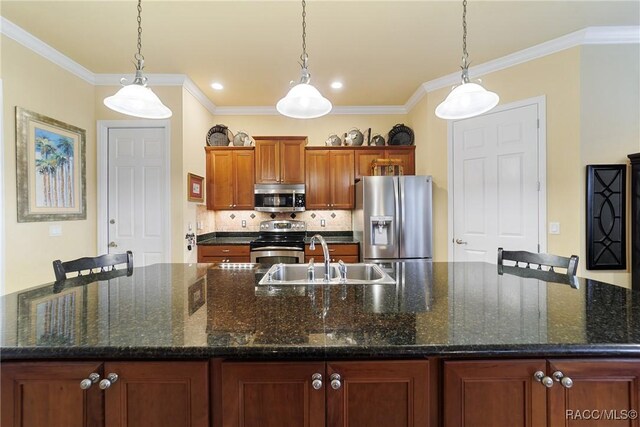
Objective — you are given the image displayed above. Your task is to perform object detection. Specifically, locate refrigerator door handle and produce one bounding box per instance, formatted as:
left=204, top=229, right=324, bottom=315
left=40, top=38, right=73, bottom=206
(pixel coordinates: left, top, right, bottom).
left=395, top=176, right=402, bottom=254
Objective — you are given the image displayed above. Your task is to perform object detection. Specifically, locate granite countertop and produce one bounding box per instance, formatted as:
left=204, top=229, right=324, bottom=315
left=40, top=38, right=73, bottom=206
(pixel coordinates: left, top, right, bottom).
left=1, top=262, right=638, bottom=360
left=197, top=232, right=358, bottom=246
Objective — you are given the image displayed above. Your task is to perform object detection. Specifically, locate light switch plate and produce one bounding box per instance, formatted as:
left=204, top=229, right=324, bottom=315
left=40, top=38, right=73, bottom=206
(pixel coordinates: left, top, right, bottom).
left=320, top=219, right=326, bottom=227
left=241, top=220, right=247, bottom=228
left=549, top=222, right=560, bottom=234
left=49, top=225, right=62, bottom=236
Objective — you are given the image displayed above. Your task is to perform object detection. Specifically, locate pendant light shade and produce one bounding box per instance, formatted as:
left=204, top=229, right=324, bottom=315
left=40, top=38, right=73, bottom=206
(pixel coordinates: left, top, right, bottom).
left=435, top=82, right=499, bottom=120
left=103, top=0, right=172, bottom=119
left=277, top=82, right=332, bottom=119
left=436, top=0, right=498, bottom=120
left=277, top=0, right=332, bottom=119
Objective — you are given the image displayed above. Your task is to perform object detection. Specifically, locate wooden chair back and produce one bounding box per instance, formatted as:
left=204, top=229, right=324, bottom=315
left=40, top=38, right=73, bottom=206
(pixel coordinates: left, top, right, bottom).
left=498, top=248, right=579, bottom=276
left=53, top=251, right=133, bottom=282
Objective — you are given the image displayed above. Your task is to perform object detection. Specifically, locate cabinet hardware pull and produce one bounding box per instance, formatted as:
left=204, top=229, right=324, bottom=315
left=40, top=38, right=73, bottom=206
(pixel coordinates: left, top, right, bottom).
left=311, top=373, right=323, bottom=390
left=330, top=373, right=342, bottom=390
left=533, top=371, right=553, bottom=388
left=552, top=371, right=573, bottom=388
left=222, top=249, right=230, bottom=253
left=80, top=373, right=100, bottom=390
left=99, top=373, right=119, bottom=390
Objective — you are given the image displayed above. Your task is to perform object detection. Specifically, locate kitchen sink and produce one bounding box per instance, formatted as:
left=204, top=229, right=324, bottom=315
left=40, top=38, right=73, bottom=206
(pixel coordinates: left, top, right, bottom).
left=258, top=263, right=396, bottom=285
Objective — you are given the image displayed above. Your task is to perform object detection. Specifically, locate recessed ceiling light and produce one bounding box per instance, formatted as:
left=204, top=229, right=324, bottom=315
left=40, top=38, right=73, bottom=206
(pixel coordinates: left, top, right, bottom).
left=211, top=82, right=224, bottom=90
left=331, top=81, right=343, bottom=90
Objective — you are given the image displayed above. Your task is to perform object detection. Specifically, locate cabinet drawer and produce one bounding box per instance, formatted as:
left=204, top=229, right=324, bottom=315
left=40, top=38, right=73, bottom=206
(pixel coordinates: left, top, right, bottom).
left=304, top=243, right=359, bottom=257
left=198, top=245, right=250, bottom=257
left=198, top=256, right=251, bottom=263
left=305, top=255, right=359, bottom=263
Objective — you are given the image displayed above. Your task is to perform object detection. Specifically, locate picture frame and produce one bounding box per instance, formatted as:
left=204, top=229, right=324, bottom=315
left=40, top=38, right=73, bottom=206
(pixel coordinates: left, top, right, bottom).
left=187, top=172, right=204, bottom=203
left=586, top=164, right=626, bottom=270
left=16, top=107, right=86, bottom=222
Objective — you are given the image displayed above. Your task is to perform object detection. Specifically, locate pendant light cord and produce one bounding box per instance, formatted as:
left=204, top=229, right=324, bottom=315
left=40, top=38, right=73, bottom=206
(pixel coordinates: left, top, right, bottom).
left=460, top=0, right=470, bottom=83
left=130, top=0, right=147, bottom=84
left=300, top=0, right=308, bottom=68
left=136, top=0, right=144, bottom=62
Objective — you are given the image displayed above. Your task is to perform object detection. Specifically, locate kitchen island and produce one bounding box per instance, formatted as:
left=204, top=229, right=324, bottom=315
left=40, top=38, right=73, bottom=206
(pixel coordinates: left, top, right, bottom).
left=2, top=261, right=639, bottom=427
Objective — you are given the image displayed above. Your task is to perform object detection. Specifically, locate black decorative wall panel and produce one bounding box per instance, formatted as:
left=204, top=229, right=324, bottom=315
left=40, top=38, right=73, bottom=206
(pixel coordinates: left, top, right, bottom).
left=586, top=165, right=626, bottom=270
left=629, top=153, right=640, bottom=291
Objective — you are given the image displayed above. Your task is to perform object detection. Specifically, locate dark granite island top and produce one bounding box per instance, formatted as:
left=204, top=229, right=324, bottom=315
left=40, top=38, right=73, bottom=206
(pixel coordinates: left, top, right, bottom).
left=1, top=262, right=639, bottom=360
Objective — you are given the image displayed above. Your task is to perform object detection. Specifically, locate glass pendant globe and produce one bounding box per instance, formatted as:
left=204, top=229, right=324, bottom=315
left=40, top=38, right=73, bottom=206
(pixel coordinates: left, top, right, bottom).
left=276, top=83, right=332, bottom=119
left=435, top=82, right=499, bottom=120
left=104, top=83, right=172, bottom=119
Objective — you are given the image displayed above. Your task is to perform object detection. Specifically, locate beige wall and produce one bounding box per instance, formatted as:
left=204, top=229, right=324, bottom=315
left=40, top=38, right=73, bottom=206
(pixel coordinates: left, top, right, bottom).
left=212, top=114, right=409, bottom=147
left=579, top=44, right=640, bottom=287
left=2, top=36, right=97, bottom=294
left=182, top=89, right=215, bottom=262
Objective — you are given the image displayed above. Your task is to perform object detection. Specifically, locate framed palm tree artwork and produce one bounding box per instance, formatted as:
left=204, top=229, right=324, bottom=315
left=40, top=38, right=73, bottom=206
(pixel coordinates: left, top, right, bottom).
left=16, top=107, right=86, bottom=222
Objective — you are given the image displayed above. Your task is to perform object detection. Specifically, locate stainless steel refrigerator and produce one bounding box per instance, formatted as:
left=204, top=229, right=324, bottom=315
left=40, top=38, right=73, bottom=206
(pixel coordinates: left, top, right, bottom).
left=353, top=176, right=433, bottom=260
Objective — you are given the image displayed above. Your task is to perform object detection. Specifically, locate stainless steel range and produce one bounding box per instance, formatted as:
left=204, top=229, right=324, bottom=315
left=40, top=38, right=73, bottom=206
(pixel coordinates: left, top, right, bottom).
left=249, top=220, right=307, bottom=265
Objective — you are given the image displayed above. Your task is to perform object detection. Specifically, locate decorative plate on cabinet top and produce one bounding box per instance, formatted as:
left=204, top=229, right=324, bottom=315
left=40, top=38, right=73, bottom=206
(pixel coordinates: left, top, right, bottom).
left=325, top=134, right=342, bottom=146
left=370, top=134, right=386, bottom=146
left=206, top=124, right=232, bottom=146
left=345, top=128, right=364, bottom=146
left=233, top=131, right=255, bottom=147
left=387, top=124, right=414, bottom=145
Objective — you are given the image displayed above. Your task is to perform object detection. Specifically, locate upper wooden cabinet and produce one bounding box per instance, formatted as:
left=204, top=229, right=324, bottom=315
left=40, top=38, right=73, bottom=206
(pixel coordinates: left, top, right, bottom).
left=205, top=147, right=255, bottom=210
left=354, top=146, right=416, bottom=179
left=306, top=149, right=355, bottom=210
left=255, top=136, right=307, bottom=184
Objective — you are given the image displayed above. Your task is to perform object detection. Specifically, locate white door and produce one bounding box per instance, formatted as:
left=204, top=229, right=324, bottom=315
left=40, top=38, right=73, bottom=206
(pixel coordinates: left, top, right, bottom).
left=107, top=127, right=168, bottom=266
left=452, top=103, right=541, bottom=263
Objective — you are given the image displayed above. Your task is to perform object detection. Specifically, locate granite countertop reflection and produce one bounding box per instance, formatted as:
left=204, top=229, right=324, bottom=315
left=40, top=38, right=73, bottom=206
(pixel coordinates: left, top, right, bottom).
left=1, top=262, right=639, bottom=360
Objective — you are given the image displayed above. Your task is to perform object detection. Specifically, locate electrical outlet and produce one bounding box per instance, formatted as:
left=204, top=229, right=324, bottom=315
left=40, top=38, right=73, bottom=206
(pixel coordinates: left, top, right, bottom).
left=549, top=222, right=560, bottom=234
left=241, top=220, right=247, bottom=228
left=320, top=219, right=326, bottom=227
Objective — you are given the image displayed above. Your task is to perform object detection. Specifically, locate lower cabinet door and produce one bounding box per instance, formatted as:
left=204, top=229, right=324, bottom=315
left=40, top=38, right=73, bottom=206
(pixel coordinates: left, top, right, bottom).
left=1, top=362, right=104, bottom=427
left=444, top=359, right=547, bottom=427
left=326, top=360, right=432, bottom=427
left=222, top=362, right=326, bottom=427
left=547, top=359, right=640, bottom=427
left=104, top=361, right=209, bottom=427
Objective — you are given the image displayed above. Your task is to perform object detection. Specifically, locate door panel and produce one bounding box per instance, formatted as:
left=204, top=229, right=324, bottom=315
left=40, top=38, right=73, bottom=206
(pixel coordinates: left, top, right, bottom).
left=453, top=103, right=539, bottom=262
left=444, top=359, right=547, bottom=427
left=280, top=139, right=306, bottom=184
left=104, top=361, right=209, bottom=427
left=330, top=150, right=355, bottom=209
left=327, top=360, right=431, bottom=427
left=222, top=362, right=325, bottom=427
left=547, top=359, right=640, bottom=427
left=207, top=150, right=234, bottom=209
left=399, top=176, right=432, bottom=258
left=386, top=149, right=415, bottom=175
left=234, top=150, right=255, bottom=209
left=306, top=150, right=332, bottom=209
left=355, top=150, right=386, bottom=180
left=108, top=128, right=168, bottom=266
left=255, top=139, right=280, bottom=183
left=1, top=362, right=104, bottom=427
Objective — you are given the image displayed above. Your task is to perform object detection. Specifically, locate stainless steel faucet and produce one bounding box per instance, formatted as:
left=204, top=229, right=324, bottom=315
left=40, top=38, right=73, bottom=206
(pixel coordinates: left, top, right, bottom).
left=307, top=257, right=315, bottom=281
left=309, top=234, right=330, bottom=282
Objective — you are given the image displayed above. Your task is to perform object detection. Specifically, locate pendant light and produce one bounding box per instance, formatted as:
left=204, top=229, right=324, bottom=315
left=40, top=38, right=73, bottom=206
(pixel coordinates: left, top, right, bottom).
left=435, top=0, right=499, bottom=120
left=104, top=0, right=172, bottom=119
left=276, top=0, right=332, bottom=119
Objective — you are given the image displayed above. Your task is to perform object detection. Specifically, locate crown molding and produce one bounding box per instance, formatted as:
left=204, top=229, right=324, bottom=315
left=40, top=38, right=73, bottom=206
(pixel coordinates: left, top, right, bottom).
left=3, top=16, right=638, bottom=116
left=417, top=26, right=640, bottom=103
left=0, top=16, right=95, bottom=84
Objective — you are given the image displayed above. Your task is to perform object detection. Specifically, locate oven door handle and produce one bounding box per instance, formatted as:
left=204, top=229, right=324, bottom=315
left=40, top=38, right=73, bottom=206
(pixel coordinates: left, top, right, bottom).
left=251, top=246, right=304, bottom=252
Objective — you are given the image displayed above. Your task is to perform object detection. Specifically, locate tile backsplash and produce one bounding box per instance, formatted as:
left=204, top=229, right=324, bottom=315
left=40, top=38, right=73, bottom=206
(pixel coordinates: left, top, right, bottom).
left=211, top=210, right=352, bottom=232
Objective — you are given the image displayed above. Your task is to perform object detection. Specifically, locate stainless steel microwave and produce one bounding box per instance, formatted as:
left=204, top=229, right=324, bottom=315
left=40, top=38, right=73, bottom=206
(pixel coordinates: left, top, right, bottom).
left=254, top=184, right=305, bottom=212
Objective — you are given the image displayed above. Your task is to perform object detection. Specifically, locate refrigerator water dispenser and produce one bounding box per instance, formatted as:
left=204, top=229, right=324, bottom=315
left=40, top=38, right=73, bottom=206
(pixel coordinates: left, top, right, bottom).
left=370, top=216, right=394, bottom=246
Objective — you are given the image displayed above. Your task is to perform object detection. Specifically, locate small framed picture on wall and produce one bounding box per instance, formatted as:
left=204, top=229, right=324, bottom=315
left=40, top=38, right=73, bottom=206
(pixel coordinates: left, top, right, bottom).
left=187, top=173, right=204, bottom=203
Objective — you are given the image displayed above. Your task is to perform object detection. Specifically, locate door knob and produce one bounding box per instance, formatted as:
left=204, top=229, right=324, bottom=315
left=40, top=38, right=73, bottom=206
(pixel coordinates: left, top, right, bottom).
left=311, top=373, right=323, bottom=390
left=108, top=241, right=118, bottom=248
left=109, top=219, right=116, bottom=224
left=330, top=373, right=342, bottom=390
left=455, top=239, right=468, bottom=245
left=79, top=373, right=100, bottom=389
left=99, top=373, right=119, bottom=390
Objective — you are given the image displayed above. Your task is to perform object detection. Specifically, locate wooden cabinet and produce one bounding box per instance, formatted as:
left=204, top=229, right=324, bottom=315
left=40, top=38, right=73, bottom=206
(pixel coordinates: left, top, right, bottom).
left=306, top=149, right=355, bottom=209
left=305, top=243, right=359, bottom=263
left=255, top=136, right=306, bottom=184
left=205, top=147, right=255, bottom=210
left=221, top=360, right=432, bottom=427
left=198, top=244, right=250, bottom=263
left=1, top=361, right=209, bottom=427
left=444, top=359, right=640, bottom=427
left=353, top=146, right=416, bottom=180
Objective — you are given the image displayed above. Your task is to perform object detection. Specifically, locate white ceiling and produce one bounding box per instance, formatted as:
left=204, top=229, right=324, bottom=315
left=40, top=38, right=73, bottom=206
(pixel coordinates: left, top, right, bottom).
left=1, top=1, right=639, bottom=107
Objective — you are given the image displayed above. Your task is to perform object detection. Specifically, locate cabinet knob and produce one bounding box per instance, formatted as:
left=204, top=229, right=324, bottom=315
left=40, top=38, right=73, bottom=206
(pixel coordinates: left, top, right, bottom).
left=533, top=371, right=553, bottom=388
left=229, top=204, right=233, bottom=208
left=79, top=372, right=100, bottom=389
left=552, top=371, right=573, bottom=388
left=311, top=373, right=323, bottom=390
left=98, top=373, right=119, bottom=390
left=330, top=373, right=342, bottom=390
